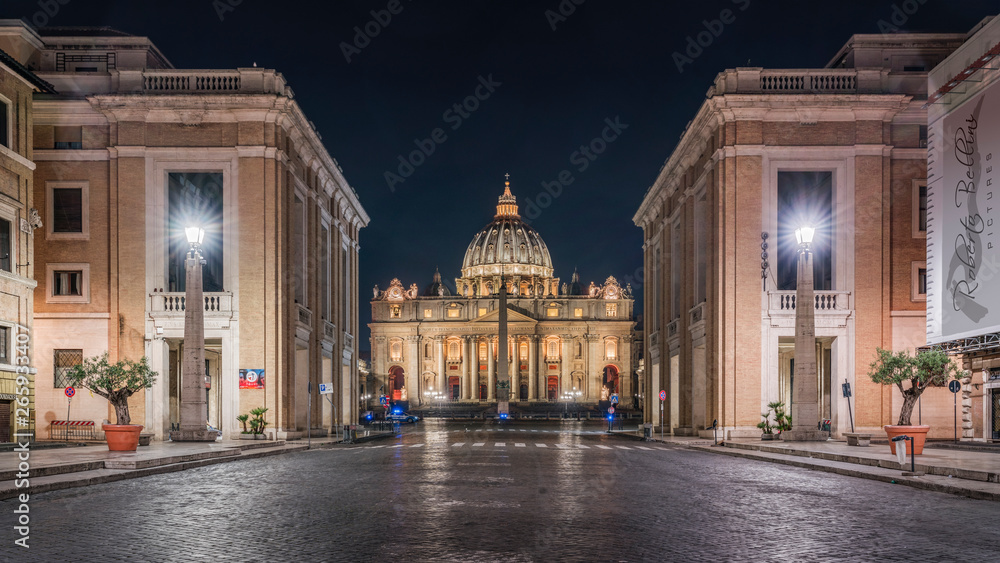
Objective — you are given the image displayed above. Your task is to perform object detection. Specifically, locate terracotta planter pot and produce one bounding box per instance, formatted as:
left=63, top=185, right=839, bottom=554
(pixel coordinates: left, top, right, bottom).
left=883, top=425, right=930, bottom=455
left=103, top=424, right=144, bottom=452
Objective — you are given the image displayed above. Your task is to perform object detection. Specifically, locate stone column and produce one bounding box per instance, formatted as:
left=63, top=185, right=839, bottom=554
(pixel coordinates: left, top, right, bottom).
left=528, top=335, right=538, bottom=401
left=407, top=336, right=419, bottom=405
left=436, top=336, right=446, bottom=398
left=784, top=246, right=827, bottom=441
left=171, top=249, right=214, bottom=442
left=561, top=336, right=571, bottom=397
left=511, top=337, right=520, bottom=401
left=461, top=336, right=471, bottom=401
left=487, top=338, right=496, bottom=401
left=538, top=337, right=548, bottom=400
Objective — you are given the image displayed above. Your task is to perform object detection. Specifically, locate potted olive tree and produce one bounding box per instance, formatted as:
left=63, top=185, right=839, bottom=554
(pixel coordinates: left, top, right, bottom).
left=67, top=352, right=158, bottom=451
left=866, top=347, right=959, bottom=455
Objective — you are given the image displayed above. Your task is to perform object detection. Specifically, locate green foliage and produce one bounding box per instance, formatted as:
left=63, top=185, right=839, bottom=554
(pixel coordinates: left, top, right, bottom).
left=66, top=352, right=158, bottom=425
left=867, top=347, right=960, bottom=425
left=236, top=414, right=249, bottom=434
left=249, top=407, right=269, bottom=435
left=757, top=401, right=792, bottom=434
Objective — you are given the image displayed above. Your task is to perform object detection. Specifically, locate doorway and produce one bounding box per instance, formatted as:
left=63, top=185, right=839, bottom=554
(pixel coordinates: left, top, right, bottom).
left=547, top=376, right=558, bottom=401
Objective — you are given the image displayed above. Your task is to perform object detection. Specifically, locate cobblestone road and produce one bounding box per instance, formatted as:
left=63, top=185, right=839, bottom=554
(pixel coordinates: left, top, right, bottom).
left=3, top=420, right=995, bottom=562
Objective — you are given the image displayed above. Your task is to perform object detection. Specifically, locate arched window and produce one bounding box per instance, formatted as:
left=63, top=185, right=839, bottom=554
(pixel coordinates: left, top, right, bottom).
left=605, top=339, right=617, bottom=360
left=519, top=341, right=528, bottom=360
left=547, top=339, right=559, bottom=358
left=390, top=340, right=402, bottom=362
left=479, top=341, right=487, bottom=359
left=425, top=343, right=431, bottom=358
left=448, top=341, right=459, bottom=360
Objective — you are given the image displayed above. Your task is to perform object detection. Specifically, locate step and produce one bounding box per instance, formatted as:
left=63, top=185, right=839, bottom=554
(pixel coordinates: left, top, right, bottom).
left=237, top=439, right=287, bottom=451
left=723, top=442, right=1000, bottom=483
left=103, top=448, right=241, bottom=469
left=0, top=460, right=105, bottom=481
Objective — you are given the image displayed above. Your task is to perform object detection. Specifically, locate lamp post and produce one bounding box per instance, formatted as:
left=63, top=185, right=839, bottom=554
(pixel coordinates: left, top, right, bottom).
left=783, top=225, right=828, bottom=441
left=170, top=226, right=215, bottom=442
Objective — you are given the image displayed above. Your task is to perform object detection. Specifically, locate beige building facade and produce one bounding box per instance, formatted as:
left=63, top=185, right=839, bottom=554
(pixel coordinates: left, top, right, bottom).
left=370, top=181, right=634, bottom=408
left=634, top=32, right=968, bottom=439
left=0, top=47, right=52, bottom=441
left=0, top=21, right=368, bottom=440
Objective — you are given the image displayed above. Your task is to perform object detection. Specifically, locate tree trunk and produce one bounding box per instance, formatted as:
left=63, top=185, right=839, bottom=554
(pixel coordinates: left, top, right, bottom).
left=113, top=395, right=131, bottom=425
left=897, top=392, right=918, bottom=426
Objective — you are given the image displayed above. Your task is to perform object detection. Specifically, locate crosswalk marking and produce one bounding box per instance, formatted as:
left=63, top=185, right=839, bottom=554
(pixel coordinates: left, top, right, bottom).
left=615, top=445, right=631, bottom=450
left=452, top=442, right=465, bottom=447
left=390, top=444, right=404, bottom=448
left=577, top=444, right=590, bottom=449
left=473, top=442, right=485, bottom=447
left=554, top=444, right=569, bottom=449
left=496, top=442, right=505, bottom=447
left=409, top=443, right=423, bottom=447
left=515, top=443, right=526, bottom=447
left=369, top=445, right=386, bottom=448
left=636, top=446, right=652, bottom=450
left=536, top=443, right=547, bottom=448
left=595, top=445, right=612, bottom=450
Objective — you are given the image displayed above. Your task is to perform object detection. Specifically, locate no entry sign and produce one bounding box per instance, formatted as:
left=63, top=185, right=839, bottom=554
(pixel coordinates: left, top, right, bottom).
left=65, top=386, right=75, bottom=398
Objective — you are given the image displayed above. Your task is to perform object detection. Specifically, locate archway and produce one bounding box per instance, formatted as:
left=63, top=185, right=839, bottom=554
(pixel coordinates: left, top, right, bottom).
left=547, top=376, right=559, bottom=401
left=603, top=365, right=620, bottom=397
left=389, top=366, right=405, bottom=401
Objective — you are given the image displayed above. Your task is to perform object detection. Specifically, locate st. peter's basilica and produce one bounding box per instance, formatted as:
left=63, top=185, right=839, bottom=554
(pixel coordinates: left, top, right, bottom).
left=369, top=179, right=636, bottom=408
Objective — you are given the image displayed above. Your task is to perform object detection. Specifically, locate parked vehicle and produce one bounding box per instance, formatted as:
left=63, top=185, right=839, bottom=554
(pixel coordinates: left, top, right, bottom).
left=386, top=412, right=420, bottom=423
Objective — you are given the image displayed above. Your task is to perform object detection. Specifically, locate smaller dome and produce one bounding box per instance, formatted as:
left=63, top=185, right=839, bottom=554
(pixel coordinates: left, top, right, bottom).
left=423, top=267, right=452, bottom=296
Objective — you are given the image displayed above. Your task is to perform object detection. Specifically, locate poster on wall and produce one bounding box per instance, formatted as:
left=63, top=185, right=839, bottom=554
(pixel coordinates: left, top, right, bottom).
left=239, top=369, right=265, bottom=389
left=928, top=79, right=1000, bottom=343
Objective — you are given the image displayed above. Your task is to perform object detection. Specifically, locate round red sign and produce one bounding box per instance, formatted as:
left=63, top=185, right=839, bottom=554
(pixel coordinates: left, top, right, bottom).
left=65, top=386, right=76, bottom=398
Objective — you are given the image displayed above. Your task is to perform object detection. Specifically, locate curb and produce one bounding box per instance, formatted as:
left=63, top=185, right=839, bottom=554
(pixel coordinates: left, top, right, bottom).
left=692, top=444, right=1000, bottom=502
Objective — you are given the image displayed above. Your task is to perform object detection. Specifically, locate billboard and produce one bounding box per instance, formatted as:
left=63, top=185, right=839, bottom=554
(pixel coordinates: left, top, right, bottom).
left=928, top=79, right=1000, bottom=344
left=239, top=369, right=265, bottom=389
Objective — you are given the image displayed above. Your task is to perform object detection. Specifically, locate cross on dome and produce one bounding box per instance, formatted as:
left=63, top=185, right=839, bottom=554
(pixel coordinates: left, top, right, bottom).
left=496, top=174, right=519, bottom=218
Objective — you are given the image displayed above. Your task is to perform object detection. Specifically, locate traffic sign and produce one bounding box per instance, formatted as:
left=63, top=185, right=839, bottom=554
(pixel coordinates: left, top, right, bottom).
left=608, top=406, right=615, bottom=415
left=318, top=383, right=334, bottom=395
left=659, top=390, right=666, bottom=401
left=379, top=395, right=388, bottom=405
left=65, top=386, right=75, bottom=398
left=610, top=393, right=619, bottom=404
left=948, top=380, right=961, bottom=393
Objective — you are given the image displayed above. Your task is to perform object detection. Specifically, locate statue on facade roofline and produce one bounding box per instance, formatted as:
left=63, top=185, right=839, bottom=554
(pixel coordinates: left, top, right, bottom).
left=407, top=284, right=419, bottom=299
left=373, top=284, right=380, bottom=299
left=588, top=282, right=599, bottom=297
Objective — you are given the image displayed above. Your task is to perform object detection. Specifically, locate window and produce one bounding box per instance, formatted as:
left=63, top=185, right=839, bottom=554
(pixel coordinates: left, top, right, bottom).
left=547, top=307, right=558, bottom=317
left=423, top=309, right=433, bottom=318
left=0, top=218, right=10, bottom=272
left=606, top=339, right=617, bottom=360
left=913, top=180, right=927, bottom=238
left=574, top=308, right=583, bottom=318
left=479, top=341, right=487, bottom=359
left=918, top=125, right=928, bottom=148
left=911, top=261, right=927, bottom=302
left=390, top=305, right=401, bottom=319
left=447, top=308, right=460, bottom=318
left=547, top=340, right=559, bottom=358
left=606, top=303, right=618, bottom=317
left=320, top=225, right=329, bottom=319
left=390, top=340, right=402, bottom=362
left=777, top=171, right=833, bottom=291
left=293, top=195, right=305, bottom=305
left=0, top=326, right=8, bottom=364
left=53, top=270, right=82, bottom=295
left=478, top=307, right=487, bottom=317
left=47, top=263, right=91, bottom=302
left=0, top=97, right=8, bottom=148
left=448, top=341, right=459, bottom=360
left=168, top=173, right=223, bottom=292
left=54, top=126, right=83, bottom=149
left=46, top=182, right=89, bottom=240
left=54, top=349, right=83, bottom=388
left=519, top=341, right=528, bottom=360
left=425, top=343, right=431, bottom=358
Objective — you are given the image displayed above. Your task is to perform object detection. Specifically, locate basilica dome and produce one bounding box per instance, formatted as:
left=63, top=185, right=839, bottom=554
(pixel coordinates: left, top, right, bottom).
left=460, top=180, right=554, bottom=281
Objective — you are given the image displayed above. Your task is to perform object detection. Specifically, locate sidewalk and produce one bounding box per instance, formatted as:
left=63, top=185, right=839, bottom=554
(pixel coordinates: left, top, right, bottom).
left=1, top=430, right=396, bottom=501
left=619, top=433, right=1000, bottom=501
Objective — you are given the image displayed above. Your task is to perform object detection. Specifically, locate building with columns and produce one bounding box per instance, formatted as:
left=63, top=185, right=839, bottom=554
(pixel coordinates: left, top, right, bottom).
left=370, top=180, right=635, bottom=408
left=634, top=31, right=969, bottom=440
left=0, top=21, right=368, bottom=440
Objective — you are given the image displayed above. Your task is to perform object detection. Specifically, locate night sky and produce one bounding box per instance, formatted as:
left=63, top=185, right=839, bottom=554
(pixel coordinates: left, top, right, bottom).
left=3, top=0, right=995, bottom=352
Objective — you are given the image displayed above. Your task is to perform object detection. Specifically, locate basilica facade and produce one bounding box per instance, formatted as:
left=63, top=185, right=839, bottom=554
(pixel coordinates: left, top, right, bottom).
left=370, top=180, right=635, bottom=408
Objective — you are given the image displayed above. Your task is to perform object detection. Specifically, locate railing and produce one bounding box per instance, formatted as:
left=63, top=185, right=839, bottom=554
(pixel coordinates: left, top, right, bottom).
left=689, top=302, right=706, bottom=325
left=150, top=292, right=233, bottom=314
left=324, top=321, right=336, bottom=341
left=113, top=68, right=290, bottom=96
left=143, top=72, right=241, bottom=92
left=544, top=356, right=561, bottom=364
left=666, top=319, right=679, bottom=338
left=712, top=68, right=891, bottom=96
left=768, top=291, right=850, bottom=312
left=297, top=304, right=312, bottom=327
left=344, top=332, right=355, bottom=351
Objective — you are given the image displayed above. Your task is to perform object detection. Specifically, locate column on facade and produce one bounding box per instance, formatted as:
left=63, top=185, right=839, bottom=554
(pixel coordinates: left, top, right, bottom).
left=528, top=335, right=537, bottom=401
left=511, top=337, right=519, bottom=401
left=407, top=336, right=420, bottom=405
left=588, top=334, right=600, bottom=402
left=621, top=336, right=632, bottom=400
left=461, top=336, right=471, bottom=401
left=487, top=337, right=496, bottom=401
left=436, top=336, right=446, bottom=399
left=537, top=336, right=547, bottom=400
left=560, top=336, right=571, bottom=396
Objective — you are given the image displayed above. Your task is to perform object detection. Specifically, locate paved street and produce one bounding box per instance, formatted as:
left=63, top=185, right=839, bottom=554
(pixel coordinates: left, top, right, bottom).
left=4, top=420, right=996, bottom=562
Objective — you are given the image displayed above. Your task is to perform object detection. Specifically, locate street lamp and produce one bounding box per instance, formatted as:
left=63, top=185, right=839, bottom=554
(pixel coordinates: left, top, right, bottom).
left=170, top=225, right=214, bottom=442
left=785, top=224, right=826, bottom=441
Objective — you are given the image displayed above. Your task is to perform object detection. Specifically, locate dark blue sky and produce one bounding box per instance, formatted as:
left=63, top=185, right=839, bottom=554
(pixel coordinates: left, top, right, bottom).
left=4, top=0, right=995, bottom=351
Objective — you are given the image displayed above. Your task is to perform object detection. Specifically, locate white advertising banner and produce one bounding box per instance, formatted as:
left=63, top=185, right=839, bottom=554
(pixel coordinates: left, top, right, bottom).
left=928, top=81, right=1000, bottom=344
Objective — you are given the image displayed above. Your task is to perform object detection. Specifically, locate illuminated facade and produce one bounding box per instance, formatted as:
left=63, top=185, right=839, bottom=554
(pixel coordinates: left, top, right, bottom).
left=0, top=20, right=368, bottom=440
left=635, top=32, right=968, bottom=439
left=369, top=180, right=635, bottom=407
